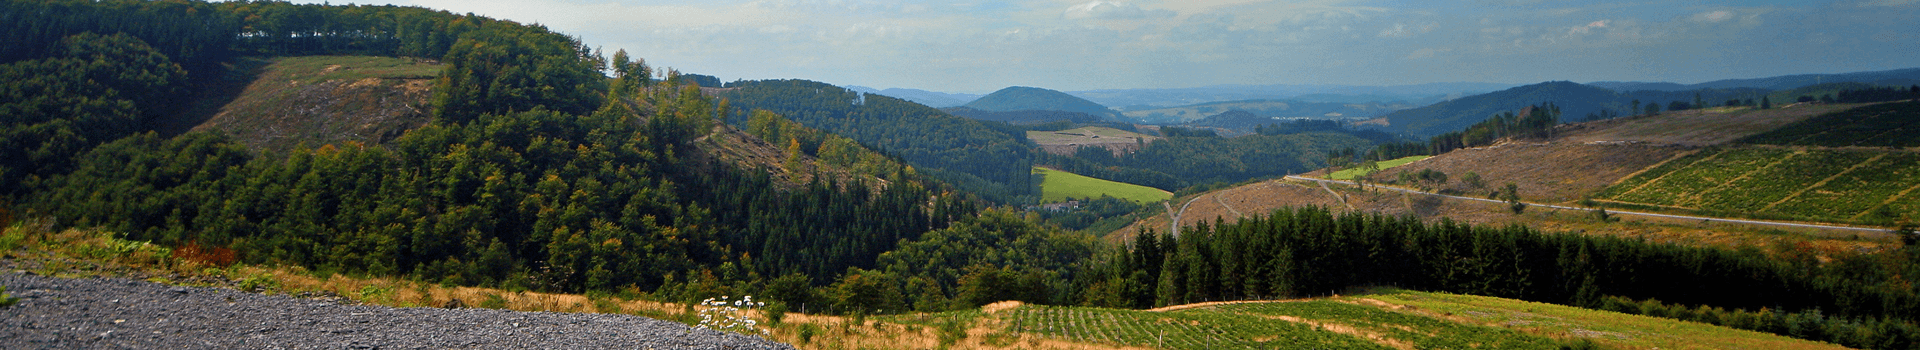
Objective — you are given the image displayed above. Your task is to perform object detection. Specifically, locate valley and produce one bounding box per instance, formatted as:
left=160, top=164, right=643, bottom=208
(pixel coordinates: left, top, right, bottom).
left=5, top=1, right=1920, bottom=349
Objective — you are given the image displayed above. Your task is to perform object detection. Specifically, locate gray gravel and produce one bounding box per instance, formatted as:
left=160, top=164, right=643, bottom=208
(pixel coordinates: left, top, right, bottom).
left=0, top=272, right=796, bottom=349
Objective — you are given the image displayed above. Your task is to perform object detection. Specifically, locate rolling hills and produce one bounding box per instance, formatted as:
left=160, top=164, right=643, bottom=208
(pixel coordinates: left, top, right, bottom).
left=1589, top=67, right=1920, bottom=92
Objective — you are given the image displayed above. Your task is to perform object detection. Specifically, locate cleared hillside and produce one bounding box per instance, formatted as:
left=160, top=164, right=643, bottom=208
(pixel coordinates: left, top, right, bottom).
left=1117, top=103, right=1914, bottom=250
left=190, top=56, right=440, bottom=152
left=1027, top=126, right=1159, bottom=156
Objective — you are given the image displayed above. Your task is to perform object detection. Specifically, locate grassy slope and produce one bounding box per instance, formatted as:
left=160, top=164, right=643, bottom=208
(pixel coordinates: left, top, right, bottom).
left=190, top=56, right=442, bottom=152
left=1327, top=155, right=1429, bottom=180
left=1035, top=167, right=1172, bottom=204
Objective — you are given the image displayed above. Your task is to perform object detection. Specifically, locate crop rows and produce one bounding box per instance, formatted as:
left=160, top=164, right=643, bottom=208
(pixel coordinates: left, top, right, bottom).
left=1221, top=301, right=1562, bottom=349
left=1609, top=148, right=1793, bottom=207
left=1602, top=147, right=1920, bottom=225
left=1697, top=150, right=1877, bottom=211
left=1771, top=152, right=1920, bottom=223
left=1004, top=305, right=1383, bottom=349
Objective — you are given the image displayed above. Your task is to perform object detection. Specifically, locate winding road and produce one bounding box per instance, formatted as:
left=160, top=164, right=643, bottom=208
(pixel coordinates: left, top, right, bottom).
left=1282, top=175, right=1895, bottom=234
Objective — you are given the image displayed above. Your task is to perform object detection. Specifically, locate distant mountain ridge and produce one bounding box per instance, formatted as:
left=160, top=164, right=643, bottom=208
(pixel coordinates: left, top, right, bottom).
left=1589, top=67, right=1920, bottom=92
left=1379, top=81, right=1770, bottom=136
left=1069, top=82, right=1516, bottom=109
left=941, top=107, right=1106, bottom=125
left=1122, top=99, right=1417, bottom=124
left=964, top=86, right=1121, bottom=120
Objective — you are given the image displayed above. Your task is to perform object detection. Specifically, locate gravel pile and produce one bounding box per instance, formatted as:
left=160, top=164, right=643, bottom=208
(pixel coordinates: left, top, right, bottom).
left=0, top=272, right=796, bottom=349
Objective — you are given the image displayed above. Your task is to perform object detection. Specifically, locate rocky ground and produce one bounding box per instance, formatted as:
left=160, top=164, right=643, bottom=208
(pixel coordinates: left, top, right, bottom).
left=0, top=271, right=794, bottom=349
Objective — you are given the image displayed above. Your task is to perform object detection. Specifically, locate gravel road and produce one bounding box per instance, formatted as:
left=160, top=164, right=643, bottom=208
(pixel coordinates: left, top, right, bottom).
left=0, top=272, right=796, bottom=349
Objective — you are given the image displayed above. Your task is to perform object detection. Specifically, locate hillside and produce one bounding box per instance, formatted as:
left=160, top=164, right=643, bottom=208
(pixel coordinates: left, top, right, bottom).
left=189, top=56, right=440, bottom=153
left=875, top=87, right=980, bottom=107
left=1027, top=126, right=1159, bottom=157
left=1033, top=167, right=1171, bottom=204
left=1378, top=81, right=1769, bottom=136
left=1123, top=103, right=1912, bottom=249
left=1068, top=82, right=1514, bottom=109
left=720, top=79, right=1039, bottom=203
left=965, top=86, right=1121, bottom=120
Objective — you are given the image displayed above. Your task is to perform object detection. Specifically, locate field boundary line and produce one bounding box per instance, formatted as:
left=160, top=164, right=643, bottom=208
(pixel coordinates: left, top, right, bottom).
left=1760, top=153, right=1886, bottom=213
left=1686, top=149, right=1803, bottom=208
left=1610, top=148, right=1714, bottom=202
left=1213, top=192, right=1245, bottom=220
left=1148, top=298, right=1316, bottom=312
left=1852, top=172, right=1920, bottom=222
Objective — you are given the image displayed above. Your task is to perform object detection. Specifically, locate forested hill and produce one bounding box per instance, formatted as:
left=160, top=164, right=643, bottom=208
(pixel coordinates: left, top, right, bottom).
left=719, top=80, right=1041, bottom=203
left=964, top=86, right=1121, bottom=120
left=2, top=0, right=999, bottom=306
left=1380, top=81, right=1767, bottom=137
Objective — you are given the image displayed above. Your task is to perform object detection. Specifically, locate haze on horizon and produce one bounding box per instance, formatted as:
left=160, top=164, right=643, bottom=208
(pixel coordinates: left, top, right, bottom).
left=266, top=0, right=1916, bottom=93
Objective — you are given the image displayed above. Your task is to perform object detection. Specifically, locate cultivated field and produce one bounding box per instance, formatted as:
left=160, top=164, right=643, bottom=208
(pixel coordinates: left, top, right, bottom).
left=1035, top=167, right=1173, bottom=204
left=876, top=288, right=1841, bottom=350
left=1597, top=147, right=1920, bottom=226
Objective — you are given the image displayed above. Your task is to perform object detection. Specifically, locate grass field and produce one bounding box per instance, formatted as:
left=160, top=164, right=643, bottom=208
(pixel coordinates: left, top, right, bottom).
left=1363, top=288, right=1845, bottom=350
left=1328, top=155, right=1429, bottom=180
left=870, top=288, right=1842, bottom=350
left=1035, top=167, right=1172, bottom=204
left=1598, top=146, right=1920, bottom=226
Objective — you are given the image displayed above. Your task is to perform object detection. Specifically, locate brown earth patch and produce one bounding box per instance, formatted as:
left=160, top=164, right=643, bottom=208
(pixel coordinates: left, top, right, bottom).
left=1359, top=142, right=1682, bottom=203
left=191, top=57, right=440, bottom=153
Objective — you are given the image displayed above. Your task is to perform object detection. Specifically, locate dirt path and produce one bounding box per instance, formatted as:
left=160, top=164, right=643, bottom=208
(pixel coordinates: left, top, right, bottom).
left=1169, top=195, right=1204, bottom=237
left=1317, top=180, right=1353, bottom=210
left=1212, top=192, right=1245, bottom=220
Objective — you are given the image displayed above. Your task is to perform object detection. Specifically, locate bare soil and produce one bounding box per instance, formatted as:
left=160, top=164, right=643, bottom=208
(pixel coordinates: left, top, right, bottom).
left=1359, top=142, right=1684, bottom=203
left=1028, top=127, right=1160, bottom=157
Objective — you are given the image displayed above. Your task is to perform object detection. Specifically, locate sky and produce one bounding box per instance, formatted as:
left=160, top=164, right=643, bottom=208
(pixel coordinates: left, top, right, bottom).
left=283, top=0, right=1918, bottom=93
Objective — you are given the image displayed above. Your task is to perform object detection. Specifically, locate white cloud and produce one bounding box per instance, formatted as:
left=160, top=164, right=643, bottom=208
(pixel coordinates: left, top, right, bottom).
left=1064, top=1, right=1174, bottom=20
left=1692, top=10, right=1734, bottom=23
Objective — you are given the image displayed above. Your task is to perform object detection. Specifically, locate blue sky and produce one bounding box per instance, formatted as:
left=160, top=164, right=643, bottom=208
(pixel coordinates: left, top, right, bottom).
left=289, top=0, right=1917, bottom=93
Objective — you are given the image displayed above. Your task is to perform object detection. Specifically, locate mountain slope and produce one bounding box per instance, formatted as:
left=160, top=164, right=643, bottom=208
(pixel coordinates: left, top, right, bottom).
left=964, top=86, right=1120, bottom=120
left=1123, top=99, right=1416, bottom=124
left=190, top=56, right=440, bottom=153
left=721, top=79, right=1039, bottom=202
left=1379, top=81, right=1768, bottom=136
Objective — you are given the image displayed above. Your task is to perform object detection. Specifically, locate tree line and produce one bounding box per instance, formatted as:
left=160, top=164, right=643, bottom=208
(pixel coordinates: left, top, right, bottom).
left=1070, top=207, right=1920, bottom=348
